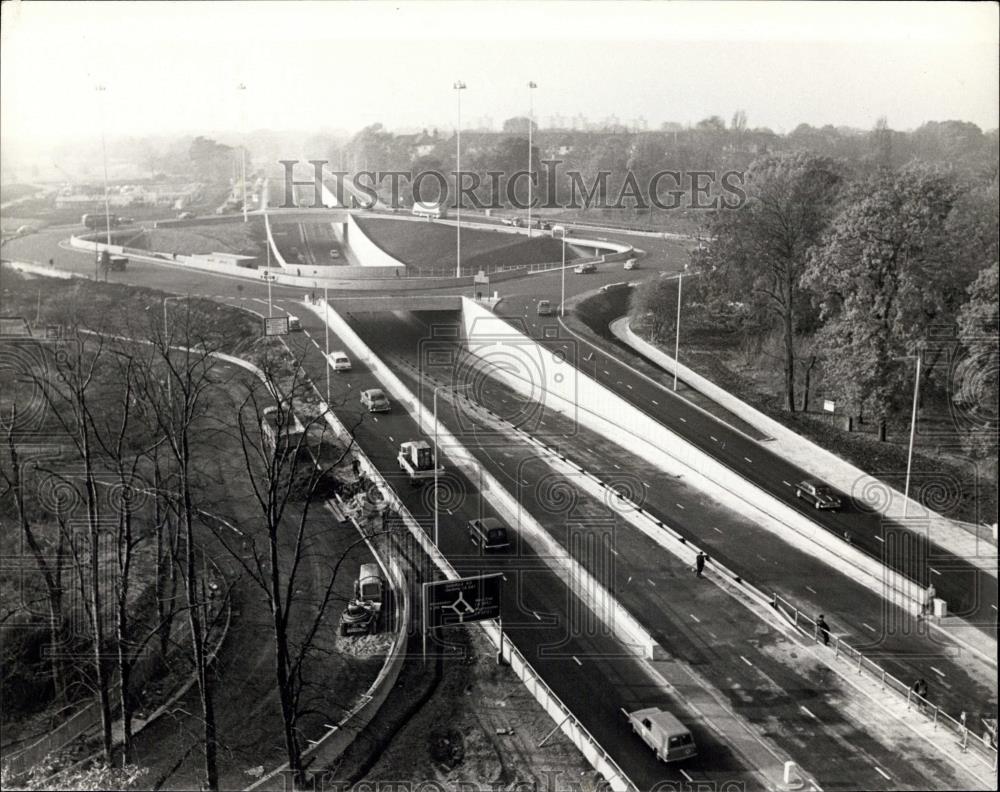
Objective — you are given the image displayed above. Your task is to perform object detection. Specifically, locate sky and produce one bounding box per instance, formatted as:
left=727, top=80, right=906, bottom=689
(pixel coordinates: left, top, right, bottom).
left=1, top=0, right=998, bottom=151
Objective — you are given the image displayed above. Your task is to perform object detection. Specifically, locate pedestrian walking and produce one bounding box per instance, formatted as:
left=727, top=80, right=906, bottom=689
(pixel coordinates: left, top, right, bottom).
left=351, top=458, right=361, bottom=478
left=695, top=551, right=707, bottom=577
left=921, top=583, right=937, bottom=617
left=816, top=614, right=831, bottom=646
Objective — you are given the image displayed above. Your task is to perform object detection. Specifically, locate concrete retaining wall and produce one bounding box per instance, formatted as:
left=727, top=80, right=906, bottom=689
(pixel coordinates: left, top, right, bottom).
left=460, top=298, right=927, bottom=616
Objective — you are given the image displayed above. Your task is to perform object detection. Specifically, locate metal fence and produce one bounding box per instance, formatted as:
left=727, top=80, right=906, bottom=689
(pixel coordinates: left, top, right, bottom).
left=772, top=593, right=998, bottom=771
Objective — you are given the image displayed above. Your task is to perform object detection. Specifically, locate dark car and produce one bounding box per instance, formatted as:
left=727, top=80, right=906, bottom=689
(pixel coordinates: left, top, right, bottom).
left=468, top=517, right=510, bottom=551
left=795, top=479, right=842, bottom=511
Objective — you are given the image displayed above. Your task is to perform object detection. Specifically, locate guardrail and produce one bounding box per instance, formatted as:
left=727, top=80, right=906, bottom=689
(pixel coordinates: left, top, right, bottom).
left=772, top=594, right=998, bottom=771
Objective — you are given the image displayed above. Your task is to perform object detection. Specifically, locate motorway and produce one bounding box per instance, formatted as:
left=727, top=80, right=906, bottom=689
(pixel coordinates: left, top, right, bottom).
left=484, top=273, right=999, bottom=637
left=3, top=222, right=997, bottom=788
left=326, top=307, right=983, bottom=790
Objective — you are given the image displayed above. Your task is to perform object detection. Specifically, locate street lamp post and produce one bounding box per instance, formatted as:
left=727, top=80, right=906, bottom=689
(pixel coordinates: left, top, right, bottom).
left=557, top=226, right=567, bottom=317
left=238, top=83, right=248, bottom=223
left=453, top=81, right=467, bottom=278
left=673, top=272, right=683, bottom=390
left=162, top=295, right=187, bottom=404
left=527, top=81, right=537, bottom=238
left=903, top=351, right=922, bottom=519
left=432, top=383, right=473, bottom=546
left=96, top=85, right=112, bottom=247
left=324, top=285, right=331, bottom=404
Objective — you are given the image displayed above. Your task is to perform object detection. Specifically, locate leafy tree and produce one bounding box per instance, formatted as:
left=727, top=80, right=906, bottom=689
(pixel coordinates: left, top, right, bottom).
left=693, top=151, right=842, bottom=410
left=955, top=262, right=999, bottom=462
left=803, top=164, right=960, bottom=440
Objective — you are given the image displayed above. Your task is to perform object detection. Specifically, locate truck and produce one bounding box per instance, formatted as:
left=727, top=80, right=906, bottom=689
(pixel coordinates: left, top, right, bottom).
left=354, top=563, right=384, bottom=611
left=397, top=440, right=440, bottom=484
left=99, top=251, right=128, bottom=271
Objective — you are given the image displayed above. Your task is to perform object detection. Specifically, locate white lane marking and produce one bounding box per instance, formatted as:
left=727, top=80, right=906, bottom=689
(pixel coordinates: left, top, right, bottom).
left=756, top=554, right=766, bottom=561
left=740, top=655, right=753, bottom=667
left=710, top=435, right=718, bottom=442
left=372, top=416, right=378, bottom=423
left=713, top=527, right=723, bottom=534
left=303, top=330, right=313, bottom=340
left=679, top=770, right=693, bottom=783
left=647, top=578, right=657, bottom=587
left=626, top=384, right=633, bottom=390
left=679, top=416, right=686, bottom=422
left=609, top=548, right=619, bottom=557
left=573, top=656, right=582, bottom=666
left=930, top=567, right=941, bottom=576
left=805, top=586, right=817, bottom=594
left=690, top=614, right=701, bottom=623
left=642, top=482, right=650, bottom=488
left=874, top=767, right=891, bottom=781
left=930, top=666, right=946, bottom=678
left=587, top=447, right=595, bottom=454
left=862, top=623, right=876, bottom=633
left=613, top=463, right=621, bottom=469
left=991, top=604, right=998, bottom=612
left=782, top=480, right=792, bottom=486
left=388, top=436, right=394, bottom=443
left=603, top=369, right=611, bottom=375
left=533, top=611, right=541, bottom=621
left=676, top=503, right=686, bottom=510
left=744, top=456, right=753, bottom=463
left=875, top=535, right=885, bottom=543
left=800, top=705, right=816, bottom=719
left=652, top=399, right=659, bottom=405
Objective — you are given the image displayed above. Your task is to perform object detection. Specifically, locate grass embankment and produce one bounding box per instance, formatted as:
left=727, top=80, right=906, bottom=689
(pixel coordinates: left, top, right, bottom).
left=356, top=216, right=579, bottom=275
left=571, top=286, right=997, bottom=525
left=131, top=219, right=266, bottom=259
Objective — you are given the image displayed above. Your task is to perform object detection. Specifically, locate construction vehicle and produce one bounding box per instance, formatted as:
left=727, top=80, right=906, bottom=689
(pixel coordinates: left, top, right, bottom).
left=397, top=440, right=440, bottom=484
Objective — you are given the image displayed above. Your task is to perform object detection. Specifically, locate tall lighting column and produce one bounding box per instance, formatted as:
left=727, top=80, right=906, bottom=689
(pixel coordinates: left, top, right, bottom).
left=238, top=83, right=248, bottom=222
left=453, top=80, right=467, bottom=277
left=527, top=81, right=537, bottom=237
left=96, top=85, right=112, bottom=247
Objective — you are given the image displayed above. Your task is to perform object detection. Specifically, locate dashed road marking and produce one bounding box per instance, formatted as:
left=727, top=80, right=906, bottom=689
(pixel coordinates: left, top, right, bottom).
left=603, top=369, right=611, bottom=375
left=713, top=527, right=723, bottom=534
left=875, top=535, right=885, bottom=543
left=609, top=548, right=619, bottom=557
left=874, top=767, right=891, bottom=781
left=710, top=435, right=718, bottom=442
left=533, top=611, right=541, bottom=621
left=782, top=480, right=792, bottom=487
left=805, top=585, right=817, bottom=593
left=690, top=614, right=701, bottom=623
left=800, top=705, right=816, bottom=719
left=930, top=666, right=946, bottom=678
left=573, top=656, right=582, bottom=666
left=647, top=578, right=657, bottom=587
left=642, top=482, right=649, bottom=488
left=756, top=554, right=766, bottom=561
left=740, top=655, right=753, bottom=667
left=744, top=456, right=753, bottom=463
left=626, top=384, right=633, bottom=390
left=676, top=503, right=686, bottom=510
left=652, top=399, right=659, bottom=405
left=613, top=463, right=621, bottom=469
left=388, top=436, right=394, bottom=443
left=372, top=416, right=378, bottom=423
left=679, top=770, right=693, bottom=783
left=930, top=567, right=941, bottom=576
left=862, top=623, right=876, bottom=633
left=991, top=604, right=998, bottom=612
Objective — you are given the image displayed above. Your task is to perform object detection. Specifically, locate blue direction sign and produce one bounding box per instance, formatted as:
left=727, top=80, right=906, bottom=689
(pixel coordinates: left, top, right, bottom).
left=422, top=573, right=502, bottom=628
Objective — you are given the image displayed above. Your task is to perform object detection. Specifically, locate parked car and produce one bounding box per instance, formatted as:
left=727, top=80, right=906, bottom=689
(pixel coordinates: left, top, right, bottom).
left=795, top=479, right=842, bottom=511
left=339, top=600, right=378, bottom=636
left=328, top=351, right=352, bottom=371
left=536, top=300, right=553, bottom=316
left=599, top=282, right=630, bottom=294
left=624, top=258, right=639, bottom=270
left=360, top=388, right=391, bottom=413
left=468, top=517, right=510, bottom=551
left=574, top=262, right=596, bottom=274
left=287, top=315, right=302, bottom=332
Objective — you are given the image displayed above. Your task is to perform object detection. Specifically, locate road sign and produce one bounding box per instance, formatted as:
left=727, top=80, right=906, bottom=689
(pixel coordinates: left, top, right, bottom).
left=423, top=573, right=502, bottom=628
left=264, top=316, right=289, bottom=336
left=823, top=399, right=836, bottom=413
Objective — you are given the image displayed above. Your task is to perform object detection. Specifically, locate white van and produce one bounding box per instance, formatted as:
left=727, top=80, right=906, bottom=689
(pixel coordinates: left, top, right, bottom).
left=355, top=562, right=384, bottom=610
left=625, top=707, right=697, bottom=762
left=287, top=315, right=302, bottom=332
left=328, top=351, right=352, bottom=371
